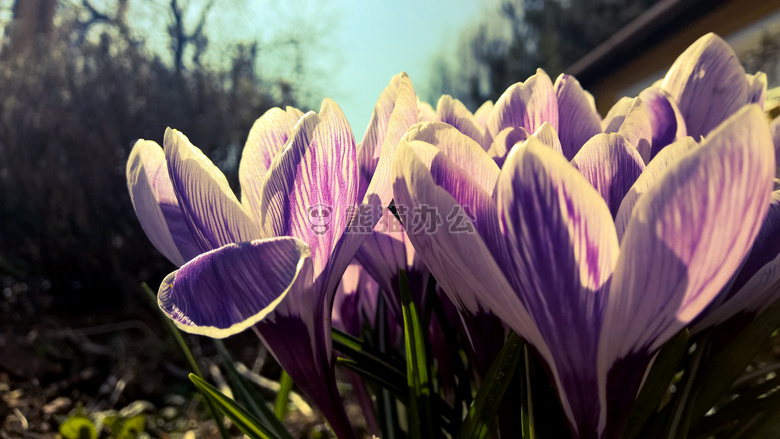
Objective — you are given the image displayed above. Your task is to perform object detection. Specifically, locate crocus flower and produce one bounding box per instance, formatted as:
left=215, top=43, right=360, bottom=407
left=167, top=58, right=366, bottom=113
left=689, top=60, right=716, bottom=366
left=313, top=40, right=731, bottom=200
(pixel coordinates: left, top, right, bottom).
left=392, top=103, right=774, bottom=439
left=127, top=72, right=417, bottom=439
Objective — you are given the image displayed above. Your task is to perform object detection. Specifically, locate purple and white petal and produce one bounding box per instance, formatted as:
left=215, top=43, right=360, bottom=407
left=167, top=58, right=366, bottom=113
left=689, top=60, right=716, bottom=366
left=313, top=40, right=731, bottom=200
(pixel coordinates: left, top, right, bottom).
left=436, top=95, right=490, bottom=150
left=527, top=122, right=563, bottom=155
left=598, top=105, right=775, bottom=436
left=497, top=137, right=619, bottom=436
left=614, top=137, right=698, bottom=240
left=474, top=100, right=494, bottom=131
left=487, top=127, right=529, bottom=168
left=616, top=98, right=653, bottom=163
left=694, top=191, right=780, bottom=329
left=661, top=33, right=749, bottom=139
left=402, top=122, right=500, bottom=193
left=571, top=133, right=645, bottom=218
left=418, top=100, right=437, bottom=122
left=555, top=74, right=602, bottom=160
left=391, top=141, right=546, bottom=351
left=157, top=236, right=312, bottom=337
left=239, top=107, right=304, bottom=221
left=324, top=73, right=419, bottom=298
left=164, top=128, right=262, bottom=251
left=638, top=87, right=687, bottom=160
left=258, top=99, right=358, bottom=276
left=358, top=74, right=416, bottom=201
left=602, top=97, right=633, bottom=134
left=488, top=69, right=558, bottom=138
left=127, top=139, right=201, bottom=266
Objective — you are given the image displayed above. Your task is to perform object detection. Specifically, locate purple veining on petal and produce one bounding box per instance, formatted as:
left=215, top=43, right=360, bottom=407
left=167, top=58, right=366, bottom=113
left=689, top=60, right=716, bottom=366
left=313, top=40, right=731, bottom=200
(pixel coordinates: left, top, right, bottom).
left=488, top=69, right=558, bottom=139
left=555, top=74, right=602, bottom=160
left=638, top=87, right=687, bottom=160
left=487, top=127, right=529, bottom=168
left=164, top=128, right=261, bottom=251
left=157, top=237, right=311, bottom=336
left=661, top=33, right=749, bottom=139
left=436, top=95, right=491, bottom=150
left=571, top=133, right=645, bottom=218
left=259, top=99, right=358, bottom=277
left=239, top=106, right=304, bottom=221
left=127, top=139, right=201, bottom=266
left=497, top=138, right=619, bottom=436
left=599, top=105, right=774, bottom=436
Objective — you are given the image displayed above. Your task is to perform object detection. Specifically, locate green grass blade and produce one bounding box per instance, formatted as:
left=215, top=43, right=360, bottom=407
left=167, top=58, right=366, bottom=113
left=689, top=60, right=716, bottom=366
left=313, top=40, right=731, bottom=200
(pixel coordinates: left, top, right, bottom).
left=457, top=331, right=524, bottom=439
left=213, top=340, right=292, bottom=439
left=332, top=327, right=407, bottom=374
left=399, top=269, right=434, bottom=439
left=190, top=373, right=282, bottom=439
left=274, top=371, right=293, bottom=420
left=141, top=283, right=230, bottom=439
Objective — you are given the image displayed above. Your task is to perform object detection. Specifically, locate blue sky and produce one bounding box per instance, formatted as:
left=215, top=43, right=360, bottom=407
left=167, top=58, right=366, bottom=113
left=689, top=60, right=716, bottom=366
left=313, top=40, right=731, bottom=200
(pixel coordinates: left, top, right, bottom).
left=326, top=0, right=489, bottom=140
left=152, top=0, right=492, bottom=140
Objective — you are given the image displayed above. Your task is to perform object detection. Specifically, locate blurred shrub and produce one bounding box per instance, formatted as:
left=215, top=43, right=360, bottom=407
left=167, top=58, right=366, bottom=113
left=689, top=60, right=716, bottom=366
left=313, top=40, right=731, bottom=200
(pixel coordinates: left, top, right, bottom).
left=0, top=14, right=297, bottom=316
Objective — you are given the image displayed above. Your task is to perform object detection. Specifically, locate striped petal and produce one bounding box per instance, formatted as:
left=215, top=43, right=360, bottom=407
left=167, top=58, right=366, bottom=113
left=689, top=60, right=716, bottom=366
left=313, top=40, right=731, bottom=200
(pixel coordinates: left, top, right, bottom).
left=258, top=99, right=358, bottom=276
left=571, top=133, right=645, bottom=218
left=157, top=236, right=312, bottom=338
left=487, top=127, right=528, bottom=168
left=164, top=128, right=261, bottom=251
left=614, top=137, right=698, bottom=240
left=616, top=98, right=653, bottom=163
left=695, top=191, right=780, bottom=329
left=661, top=33, right=749, bottom=139
left=555, top=74, right=602, bottom=160
left=358, top=73, right=416, bottom=201
left=474, top=100, right=494, bottom=131
left=528, top=122, right=563, bottom=155
left=496, top=137, right=619, bottom=436
left=638, top=87, right=687, bottom=160
left=126, top=139, right=201, bottom=266
left=602, top=97, right=633, bottom=133
left=488, top=69, right=558, bottom=138
left=598, top=105, right=775, bottom=436
left=436, top=95, right=490, bottom=150
left=239, top=107, right=304, bottom=221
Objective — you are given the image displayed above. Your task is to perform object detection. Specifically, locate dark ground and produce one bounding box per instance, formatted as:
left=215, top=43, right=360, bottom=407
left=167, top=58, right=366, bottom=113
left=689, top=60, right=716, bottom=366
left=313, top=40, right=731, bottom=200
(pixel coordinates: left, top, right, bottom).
left=0, top=274, right=345, bottom=439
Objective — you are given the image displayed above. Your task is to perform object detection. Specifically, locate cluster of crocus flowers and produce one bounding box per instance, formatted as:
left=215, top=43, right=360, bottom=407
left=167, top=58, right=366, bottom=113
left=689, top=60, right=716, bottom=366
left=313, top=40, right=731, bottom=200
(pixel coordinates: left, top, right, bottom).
left=127, top=33, right=780, bottom=439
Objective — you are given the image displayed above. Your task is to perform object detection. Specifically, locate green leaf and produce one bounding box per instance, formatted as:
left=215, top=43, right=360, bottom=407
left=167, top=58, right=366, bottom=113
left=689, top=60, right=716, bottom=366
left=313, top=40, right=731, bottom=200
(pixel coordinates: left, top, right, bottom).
left=190, top=373, right=282, bottom=439
left=400, top=269, right=434, bottom=439
left=622, top=329, right=690, bottom=439
left=457, top=331, right=524, bottom=439
left=690, top=297, right=780, bottom=421
left=274, top=371, right=293, bottom=420
left=59, top=416, right=97, bottom=439
left=337, top=357, right=408, bottom=398
left=141, top=283, right=230, bottom=439
left=332, top=328, right=407, bottom=377
left=213, top=340, right=292, bottom=439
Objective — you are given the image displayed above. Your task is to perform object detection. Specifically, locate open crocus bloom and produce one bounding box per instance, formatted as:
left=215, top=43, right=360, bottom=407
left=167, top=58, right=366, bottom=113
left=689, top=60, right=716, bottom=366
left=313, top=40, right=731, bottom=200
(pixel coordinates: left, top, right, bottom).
left=392, top=104, right=774, bottom=438
left=126, top=73, right=417, bottom=439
